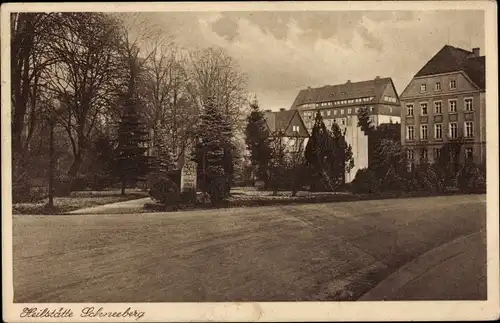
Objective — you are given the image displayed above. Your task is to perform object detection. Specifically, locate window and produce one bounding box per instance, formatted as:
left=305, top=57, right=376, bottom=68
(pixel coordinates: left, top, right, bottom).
left=420, top=84, right=427, bottom=92
left=465, top=121, right=474, bottom=138
left=434, top=148, right=442, bottom=160
left=370, top=107, right=375, bottom=112
left=421, top=148, right=428, bottom=162
left=449, top=79, right=457, bottom=89
left=434, top=101, right=442, bottom=114
left=325, top=119, right=331, bottom=127
left=341, top=109, right=344, bottom=115
left=355, top=108, right=359, bottom=113
left=407, top=149, right=414, bottom=161
left=292, top=125, right=300, bottom=132
left=407, top=104, right=414, bottom=116
left=464, top=98, right=473, bottom=111
left=406, top=125, right=415, bottom=140
left=465, top=147, right=473, bottom=161
left=435, top=82, right=441, bottom=91
left=327, top=110, right=331, bottom=116
left=420, top=124, right=428, bottom=140
left=348, top=108, right=352, bottom=114
left=434, top=123, right=443, bottom=139
left=420, top=102, right=428, bottom=115
left=449, top=99, right=457, bottom=113
left=449, top=122, right=458, bottom=138
left=334, top=110, right=337, bottom=115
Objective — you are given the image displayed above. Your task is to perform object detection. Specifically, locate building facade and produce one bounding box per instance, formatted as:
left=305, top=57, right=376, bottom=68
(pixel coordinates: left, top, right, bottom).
left=290, top=77, right=401, bottom=182
left=263, top=108, right=310, bottom=152
left=399, top=45, right=486, bottom=167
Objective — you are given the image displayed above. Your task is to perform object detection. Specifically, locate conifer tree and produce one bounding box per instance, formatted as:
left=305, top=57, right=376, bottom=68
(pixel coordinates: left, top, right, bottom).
left=193, top=96, right=234, bottom=204
left=154, top=124, right=177, bottom=174
left=114, top=99, right=151, bottom=195
left=245, top=98, right=272, bottom=184
left=304, top=111, right=335, bottom=191
left=329, top=122, right=354, bottom=188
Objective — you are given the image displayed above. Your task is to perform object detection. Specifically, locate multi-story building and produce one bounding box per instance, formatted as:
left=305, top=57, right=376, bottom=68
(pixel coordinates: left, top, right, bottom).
left=290, top=77, right=401, bottom=182
left=400, top=45, right=486, bottom=166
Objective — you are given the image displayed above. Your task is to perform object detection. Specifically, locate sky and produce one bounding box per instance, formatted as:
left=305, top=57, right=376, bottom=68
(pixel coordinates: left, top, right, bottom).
left=137, top=10, right=485, bottom=111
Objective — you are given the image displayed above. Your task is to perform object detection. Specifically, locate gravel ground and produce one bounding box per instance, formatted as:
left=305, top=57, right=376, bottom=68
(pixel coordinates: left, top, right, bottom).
left=12, top=194, right=486, bottom=302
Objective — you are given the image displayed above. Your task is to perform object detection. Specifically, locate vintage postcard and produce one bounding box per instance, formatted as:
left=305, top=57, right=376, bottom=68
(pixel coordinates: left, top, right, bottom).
left=2, top=1, right=499, bottom=322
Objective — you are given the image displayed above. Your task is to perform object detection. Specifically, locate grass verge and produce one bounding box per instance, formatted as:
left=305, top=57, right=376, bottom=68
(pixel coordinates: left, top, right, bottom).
left=13, top=190, right=148, bottom=215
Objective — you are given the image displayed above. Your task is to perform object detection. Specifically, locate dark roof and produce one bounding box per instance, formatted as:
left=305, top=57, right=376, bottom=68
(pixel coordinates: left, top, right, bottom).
left=263, top=110, right=309, bottom=137
left=415, top=45, right=485, bottom=90
left=290, top=77, right=396, bottom=109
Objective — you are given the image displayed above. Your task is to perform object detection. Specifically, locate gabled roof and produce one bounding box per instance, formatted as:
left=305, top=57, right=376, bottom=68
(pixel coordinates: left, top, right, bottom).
left=290, top=77, right=397, bottom=109
left=415, top=45, right=485, bottom=90
left=263, top=110, right=309, bottom=138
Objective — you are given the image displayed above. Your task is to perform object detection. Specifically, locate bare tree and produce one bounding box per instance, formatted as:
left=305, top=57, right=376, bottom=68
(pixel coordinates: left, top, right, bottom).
left=11, top=13, right=58, bottom=158
left=42, top=13, right=123, bottom=180
left=186, top=47, right=248, bottom=132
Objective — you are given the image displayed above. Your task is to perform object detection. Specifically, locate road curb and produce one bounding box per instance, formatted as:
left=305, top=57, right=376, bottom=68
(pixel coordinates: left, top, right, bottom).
left=358, top=231, right=484, bottom=300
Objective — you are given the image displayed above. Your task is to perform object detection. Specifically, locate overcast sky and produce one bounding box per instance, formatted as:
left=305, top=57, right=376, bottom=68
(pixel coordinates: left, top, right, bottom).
left=139, top=10, right=484, bottom=111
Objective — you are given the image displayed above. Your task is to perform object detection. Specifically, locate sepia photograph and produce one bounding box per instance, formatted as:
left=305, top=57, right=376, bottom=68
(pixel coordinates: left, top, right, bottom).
left=2, top=1, right=498, bottom=322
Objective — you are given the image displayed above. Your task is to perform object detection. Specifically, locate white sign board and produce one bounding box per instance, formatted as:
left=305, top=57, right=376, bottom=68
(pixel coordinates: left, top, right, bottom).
left=180, top=160, right=197, bottom=192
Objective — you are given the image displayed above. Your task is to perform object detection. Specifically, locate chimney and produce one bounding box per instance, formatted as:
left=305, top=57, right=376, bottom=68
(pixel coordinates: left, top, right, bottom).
left=472, top=47, right=480, bottom=57
left=265, top=109, right=272, bottom=112
left=375, top=76, right=380, bottom=80
left=346, top=80, right=351, bottom=84
left=279, top=108, right=285, bottom=112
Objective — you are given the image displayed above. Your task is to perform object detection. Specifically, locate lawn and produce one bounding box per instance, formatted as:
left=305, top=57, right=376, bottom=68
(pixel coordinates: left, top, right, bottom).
left=12, top=189, right=148, bottom=215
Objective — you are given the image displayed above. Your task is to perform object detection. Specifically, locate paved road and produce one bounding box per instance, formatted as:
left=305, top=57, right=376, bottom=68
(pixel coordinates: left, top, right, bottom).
left=12, top=194, right=486, bottom=302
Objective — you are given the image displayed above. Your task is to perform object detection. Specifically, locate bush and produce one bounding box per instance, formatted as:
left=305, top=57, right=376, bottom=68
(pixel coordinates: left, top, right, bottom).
left=412, top=164, right=445, bottom=194
left=351, top=168, right=380, bottom=194
left=457, top=165, right=486, bottom=193
left=147, top=173, right=180, bottom=205
left=70, top=175, right=90, bottom=191
left=89, top=174, right=114, bottom=191
left=207, top=175, right=228, bottom=205
left=12, top=164, right=32, bottom=203
left=54, top=175, right=71, bottom=197
left=180, top=189, right=197, bottom=204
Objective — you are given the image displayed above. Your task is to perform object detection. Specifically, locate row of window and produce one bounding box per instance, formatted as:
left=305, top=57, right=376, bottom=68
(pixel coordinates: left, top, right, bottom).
left=420, top=80, right=457, bottom=93
left=383, top=95, right=398, bottom=103
left=302, top=96, right=375, bottom=109
left=306, top=118, right=348, bottom=128
left=406, top=121, right=474, bottom=140
left=303, top=107, right=375, bottom=117
left=407, top=146, right=473, bottom=162
left=406, top=98, right=473, bottom=116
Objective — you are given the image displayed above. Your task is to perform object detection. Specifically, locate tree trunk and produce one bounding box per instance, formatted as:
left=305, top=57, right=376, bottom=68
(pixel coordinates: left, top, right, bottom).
left=121, top=179, right=126, bottom=196
left=67, top=153, right=83, bottom=187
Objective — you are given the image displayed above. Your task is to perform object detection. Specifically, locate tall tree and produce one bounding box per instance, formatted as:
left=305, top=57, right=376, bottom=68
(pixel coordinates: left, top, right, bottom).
left=192, top=97, right=234, bottom=204
left=244, top=98, right=272, bottom=184
left=114, top=101, right=151, bottom=195
left=43, top=13, right=123, bottom=182
left=186, top=47, right=248, bottom=133
left=329, top=122, right=354, bottom=188
left=304, top=111, right=335, bottom=191
left=11, top=13, right=57, bottom=157
left=268, top=130, right=288, bottom=196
